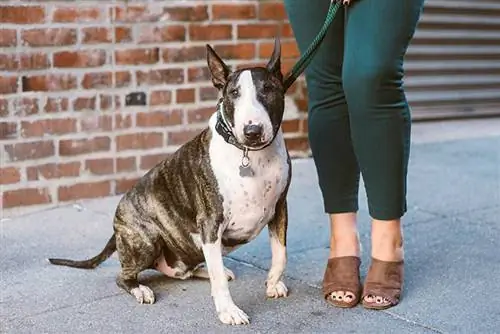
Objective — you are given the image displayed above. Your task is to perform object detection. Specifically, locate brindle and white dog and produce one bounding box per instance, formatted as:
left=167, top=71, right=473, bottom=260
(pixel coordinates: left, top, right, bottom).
left=48, top=38, right=291, bottom=326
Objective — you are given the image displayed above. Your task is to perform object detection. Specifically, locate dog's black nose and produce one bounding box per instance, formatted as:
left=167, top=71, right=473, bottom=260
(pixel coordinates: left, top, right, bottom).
left=243, top=124, right=263, bottom=141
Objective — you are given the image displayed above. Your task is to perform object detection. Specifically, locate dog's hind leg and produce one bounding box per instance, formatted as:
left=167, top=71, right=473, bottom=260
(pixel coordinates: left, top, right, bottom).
left=115, top=232, right=158, bottom=304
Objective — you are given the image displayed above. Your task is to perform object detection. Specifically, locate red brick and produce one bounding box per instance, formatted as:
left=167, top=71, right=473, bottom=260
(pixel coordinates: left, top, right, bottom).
left=281, top=23, right=294, bottom=38
left=0, top=122, right=17, bottom=139
left=116, top=157, right=136, bottom=172
left=27, top=162, right=80, bottom=181
left=82, top=72, right=113, bottom=89
left=163, top=6, right=208, bottom=21
left=189, top=24, right=232, bottom=41
left=115, top=114, right=133, bottom=129
left=140, top=153, right=172, bottom=170
left=4, top=141, right=55, bottom=162
left=150, top=90, right=172, bottom=106
left=116, top=132, right=164, bottom=151
left=285, top=136, right=309, bottom=151
left=115, top=178, right=140, bottom=194
left=115, top=71, right=132, bottom=88
left=187, top=67, right=210, bottom=83
left=22, top=28, right=77, bottom=47
left=0, top=54, right=17, bottom=71
left=136, top=110, right=183, bottom=127
left=73, top=96, right=97, bottom=111
left=0, top=76, right=17, bottom=94
left=238, top=24, right=279, bottom=39
left=212, top=43, right=255, bottom=60
left=168, top=129, right=202, bottom=146
left=282, top=119, right=300, bottom=133
left=259, top=2, right=287, bottom=20
left=137, top=25, right=186, bottom=44
left=53, top=50, right=106, bottom=68
left=162, top=46, right=206, bottom=63
left=81, top=115, right=113, bottom=132
left=0, top=6, right=45, bottom=24
left=85, top=158, right=114, bottom=175
left=136, top=69, right=184, bottom=86
left=176, top=88, right=195, bottom=104
left=59, top=136, right=110, bottom=156
left=99, top=94, right=116, bottom=110
left=13, top=97, right=39, bottom=116
left=113, top=26, right=131, bottom=43
left=115, top=48, right=159, bottom=65
left=82, top=27, right=111, bottom=44
left=260, top=41, right=299, bottom=59
left=3, top=188, right=52, bottom=209
left=0, top=29, right=17, bottom=47
left=22, top=74, right=77, bottom=92
left=19, top=53, right=50, bottom=70
left=212, top=4, right=257, bottom=20
left=187, top=107, right=214, bottom=124
left=44, top=98, right=69, bottom=113
left=200, top=86, right=218, bottom=101
left=52, top=7, right=102, bottom=23
left=300, top=118, right=308, bottom=133
left=0, top=98, right=7, bottom=117
left=0, top=167, right=21, bottom=185
left=21, top=119, right=77, bottom=138
left=58, top=181, right=111, bottom=202
left=113, top=5, right=164, bottom=23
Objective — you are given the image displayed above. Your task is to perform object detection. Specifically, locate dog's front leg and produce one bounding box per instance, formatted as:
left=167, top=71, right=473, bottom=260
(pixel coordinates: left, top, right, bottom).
left=201, top=232, right=249, bottom=325
left=266, top=197, right=289, bottom=298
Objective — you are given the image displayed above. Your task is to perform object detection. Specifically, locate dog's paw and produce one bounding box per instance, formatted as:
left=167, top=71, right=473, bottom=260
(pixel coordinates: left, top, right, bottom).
left=218, top=304, right=250, bottom=325
left=266, top=280, right=288, bottom=299
left=130, top=284, right=155, bottom=304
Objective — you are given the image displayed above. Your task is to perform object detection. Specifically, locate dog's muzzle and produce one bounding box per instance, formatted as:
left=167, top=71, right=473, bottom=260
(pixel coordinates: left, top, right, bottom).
left=243, top=124, right=264, bottom=146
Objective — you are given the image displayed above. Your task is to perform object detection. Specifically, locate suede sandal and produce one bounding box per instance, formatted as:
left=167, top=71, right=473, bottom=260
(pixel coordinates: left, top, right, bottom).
left=362, top=258, right=404, bottom=310
left=322, top=256, right=362, bottom=308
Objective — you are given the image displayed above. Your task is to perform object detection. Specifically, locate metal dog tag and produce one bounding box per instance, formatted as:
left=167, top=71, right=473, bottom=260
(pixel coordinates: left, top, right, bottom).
left=239, top=148, right=254, bottom=177
left=239, top=165, right=254, bottom=177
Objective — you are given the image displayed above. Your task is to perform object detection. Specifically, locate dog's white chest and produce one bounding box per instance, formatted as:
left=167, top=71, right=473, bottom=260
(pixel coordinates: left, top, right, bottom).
left=209, top=128, right=289, bottom=243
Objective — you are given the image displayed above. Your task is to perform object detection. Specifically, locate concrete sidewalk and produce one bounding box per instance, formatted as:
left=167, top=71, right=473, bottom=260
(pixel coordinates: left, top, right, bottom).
left=2, top=118, right=500, bottom=333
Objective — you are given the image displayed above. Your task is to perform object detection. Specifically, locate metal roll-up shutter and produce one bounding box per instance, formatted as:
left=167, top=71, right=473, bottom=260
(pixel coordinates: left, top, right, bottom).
left=405, top=0, right=500, bottom=120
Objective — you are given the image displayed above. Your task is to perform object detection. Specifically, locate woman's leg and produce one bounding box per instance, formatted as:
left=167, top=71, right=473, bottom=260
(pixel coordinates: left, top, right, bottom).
left=283, top=0, right=362, bottom=306
left=342, top=0, right=425, bottom=308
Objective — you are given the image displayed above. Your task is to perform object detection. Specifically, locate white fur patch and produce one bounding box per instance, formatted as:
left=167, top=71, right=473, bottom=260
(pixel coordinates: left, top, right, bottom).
left=131, top=284, right=155, bottom=304
left=202, top=240, right=250, bottom=325
left=208, top=113, right=289, bottom=250
left=232, top=70, right=273, bottom=144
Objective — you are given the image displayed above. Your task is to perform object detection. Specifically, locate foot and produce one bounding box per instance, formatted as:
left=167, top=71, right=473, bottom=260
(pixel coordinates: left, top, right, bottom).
left=325, top=213, right=361, bottom=306
left=214, top=296, right=250, bottom=325
left=193, top=264, right=235, bottom=281
left=362, top=219, right=404, bottom=309
left=130, top=284, right=155, bottom=304
left=266, top=280, right=288, bottom=298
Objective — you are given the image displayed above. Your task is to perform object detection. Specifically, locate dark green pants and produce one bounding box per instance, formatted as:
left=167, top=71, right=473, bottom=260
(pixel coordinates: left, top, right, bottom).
left=284, top=0, right=425, bottom=220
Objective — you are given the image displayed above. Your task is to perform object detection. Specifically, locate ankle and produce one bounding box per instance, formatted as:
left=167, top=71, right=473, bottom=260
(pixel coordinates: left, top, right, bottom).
left=329, top=213, right=360, bottom=259
left=371, top=219, right=404, bottom=262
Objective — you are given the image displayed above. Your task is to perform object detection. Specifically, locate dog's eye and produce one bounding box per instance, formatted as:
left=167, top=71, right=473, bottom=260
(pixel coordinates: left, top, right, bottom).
left=262, top=83, right=272, bottom=93
left=229, top=88, right=239, bottom=98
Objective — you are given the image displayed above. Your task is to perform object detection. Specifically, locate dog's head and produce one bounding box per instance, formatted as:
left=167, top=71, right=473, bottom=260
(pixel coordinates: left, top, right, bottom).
left=206, top=38, right=285, bottom=149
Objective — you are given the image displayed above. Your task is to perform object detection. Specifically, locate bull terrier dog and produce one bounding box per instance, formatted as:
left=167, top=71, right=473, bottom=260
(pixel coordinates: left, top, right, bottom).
left=48, top=37, right=291, bottom=326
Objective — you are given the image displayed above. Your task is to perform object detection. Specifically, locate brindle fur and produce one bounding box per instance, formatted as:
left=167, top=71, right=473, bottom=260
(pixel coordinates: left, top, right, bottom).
left=48, top=39, right=291, bottom=319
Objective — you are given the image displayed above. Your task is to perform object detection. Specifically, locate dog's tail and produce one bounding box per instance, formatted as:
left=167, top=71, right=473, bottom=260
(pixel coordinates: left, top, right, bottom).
left=48, top=234, right=116, bottom=269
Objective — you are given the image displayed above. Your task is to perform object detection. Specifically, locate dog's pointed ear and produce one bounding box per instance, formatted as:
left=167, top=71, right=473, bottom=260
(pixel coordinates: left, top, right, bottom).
left=266, top=37, right=282, bottom=80
left=206, top=44, right=230, bottom=90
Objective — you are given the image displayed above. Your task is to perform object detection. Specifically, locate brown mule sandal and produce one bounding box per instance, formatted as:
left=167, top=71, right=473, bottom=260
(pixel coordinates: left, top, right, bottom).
left=322, top=256, right=362, bottom=308
left=362, top=258, right=404, bottom=310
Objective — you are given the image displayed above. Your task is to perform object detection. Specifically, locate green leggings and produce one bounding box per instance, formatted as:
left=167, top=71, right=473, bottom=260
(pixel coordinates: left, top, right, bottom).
left=284, top=0, right=425, bottom=220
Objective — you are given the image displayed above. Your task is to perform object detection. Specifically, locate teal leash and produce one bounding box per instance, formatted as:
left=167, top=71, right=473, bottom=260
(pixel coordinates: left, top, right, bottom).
left=283, top=1, right=342, bottom=92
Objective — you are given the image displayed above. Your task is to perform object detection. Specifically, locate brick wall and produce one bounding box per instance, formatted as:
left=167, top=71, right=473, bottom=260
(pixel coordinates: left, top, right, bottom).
left=0, top=1, right=310, bottom=212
